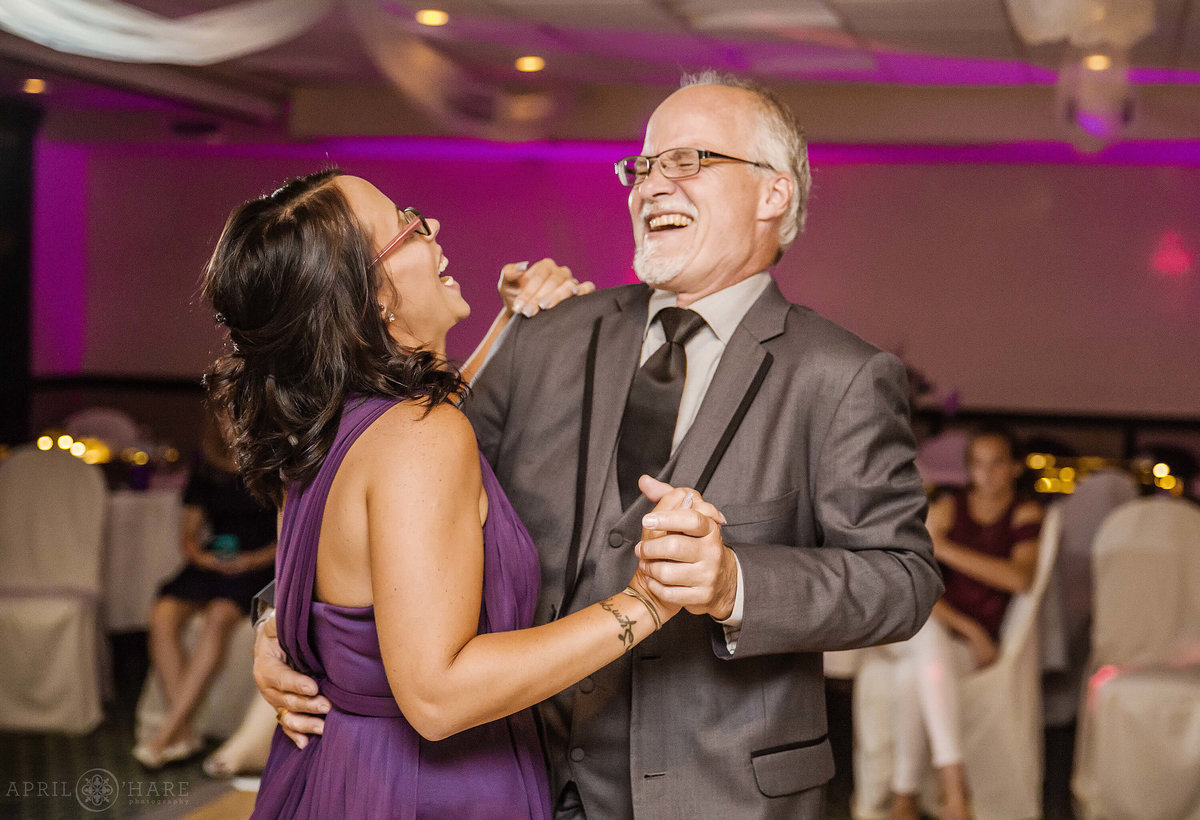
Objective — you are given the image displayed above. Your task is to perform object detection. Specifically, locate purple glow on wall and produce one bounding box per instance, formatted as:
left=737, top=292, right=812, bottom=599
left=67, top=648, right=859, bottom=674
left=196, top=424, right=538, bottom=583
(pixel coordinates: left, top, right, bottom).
left=807, top=142, right=1200, bottom=166
left=32, top=128, right=1200, bottom=388
left=103, top=134, right=1200, bottom=167
left=1128, top=67, right=1200, bottom=84
left=32, top=141, right=88, bottom=375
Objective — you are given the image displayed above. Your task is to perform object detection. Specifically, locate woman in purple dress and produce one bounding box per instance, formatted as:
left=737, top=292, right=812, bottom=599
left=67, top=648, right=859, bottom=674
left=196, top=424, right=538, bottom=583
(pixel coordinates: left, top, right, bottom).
left=201, top=169, right=715, bottom=818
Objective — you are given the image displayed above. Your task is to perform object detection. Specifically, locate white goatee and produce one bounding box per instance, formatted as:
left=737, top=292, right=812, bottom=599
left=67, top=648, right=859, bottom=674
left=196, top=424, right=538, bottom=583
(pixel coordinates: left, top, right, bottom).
left=633, top=242, right=684, bottom=286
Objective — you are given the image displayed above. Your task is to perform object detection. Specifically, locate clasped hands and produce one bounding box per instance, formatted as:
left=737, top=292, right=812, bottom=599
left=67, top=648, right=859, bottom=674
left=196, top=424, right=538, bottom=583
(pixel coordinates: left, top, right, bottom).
left=634, top=475, right=736, bottom=622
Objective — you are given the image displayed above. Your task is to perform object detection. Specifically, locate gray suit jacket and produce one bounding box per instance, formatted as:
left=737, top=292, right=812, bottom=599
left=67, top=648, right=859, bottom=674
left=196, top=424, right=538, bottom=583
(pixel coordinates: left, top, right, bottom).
left=466, top=279, right=942, bottom=819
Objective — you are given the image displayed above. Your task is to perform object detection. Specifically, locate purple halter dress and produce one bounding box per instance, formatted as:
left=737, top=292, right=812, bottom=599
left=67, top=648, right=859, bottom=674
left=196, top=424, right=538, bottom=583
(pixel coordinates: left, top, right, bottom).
left=252, top=395, right=551, bottom=819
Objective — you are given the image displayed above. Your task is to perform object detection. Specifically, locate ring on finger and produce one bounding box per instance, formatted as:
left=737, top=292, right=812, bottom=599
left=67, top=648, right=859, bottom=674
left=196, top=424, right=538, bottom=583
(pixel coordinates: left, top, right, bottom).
left=275, top=706, right=289, bottom=723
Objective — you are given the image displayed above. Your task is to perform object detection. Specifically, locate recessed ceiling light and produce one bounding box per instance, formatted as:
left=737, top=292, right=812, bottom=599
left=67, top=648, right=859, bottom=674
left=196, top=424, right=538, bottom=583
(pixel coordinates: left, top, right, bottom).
left=415, top=9, right=449, bottom=26
left=23, top=78, right=46, bottom=94
left=514, top=56, right=545, bottom=73
left=1084, top=54, right=1112, bottom=72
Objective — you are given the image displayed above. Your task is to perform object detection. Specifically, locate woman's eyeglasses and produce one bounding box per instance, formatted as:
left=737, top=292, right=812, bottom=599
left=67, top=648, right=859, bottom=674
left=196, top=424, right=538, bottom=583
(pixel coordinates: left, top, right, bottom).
left=371, top=207, right=431, bottom=266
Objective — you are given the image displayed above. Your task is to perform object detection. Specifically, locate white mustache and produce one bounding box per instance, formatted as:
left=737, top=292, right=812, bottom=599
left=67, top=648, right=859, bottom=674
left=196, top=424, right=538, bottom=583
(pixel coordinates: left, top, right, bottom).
left=639, top=201, right=698, bottom=222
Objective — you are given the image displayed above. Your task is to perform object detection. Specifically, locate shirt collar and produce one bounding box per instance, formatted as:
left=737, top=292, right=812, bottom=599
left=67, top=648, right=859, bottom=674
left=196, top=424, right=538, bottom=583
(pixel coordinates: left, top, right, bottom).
left=645, top=272, right=772, bottom=344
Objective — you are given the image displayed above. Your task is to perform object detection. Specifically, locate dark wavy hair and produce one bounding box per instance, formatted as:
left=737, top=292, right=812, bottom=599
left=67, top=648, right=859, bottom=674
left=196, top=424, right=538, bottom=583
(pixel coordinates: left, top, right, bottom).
left=202, top=168, right=465, bottom=505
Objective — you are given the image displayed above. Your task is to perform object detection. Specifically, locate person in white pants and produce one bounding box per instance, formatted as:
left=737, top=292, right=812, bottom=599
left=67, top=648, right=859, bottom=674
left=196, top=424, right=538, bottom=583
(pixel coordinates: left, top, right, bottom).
left=885, top=426, right=1043, bottom=820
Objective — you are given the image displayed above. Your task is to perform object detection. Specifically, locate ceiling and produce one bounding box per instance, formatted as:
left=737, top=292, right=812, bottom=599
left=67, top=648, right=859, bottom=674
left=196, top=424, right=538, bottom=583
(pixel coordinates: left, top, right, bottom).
left=2, top=0, right=1198, bottom=145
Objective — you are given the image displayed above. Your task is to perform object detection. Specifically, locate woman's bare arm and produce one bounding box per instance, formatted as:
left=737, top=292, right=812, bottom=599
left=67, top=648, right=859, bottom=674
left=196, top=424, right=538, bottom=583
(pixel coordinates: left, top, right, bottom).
left=929, top=496, right=1042, bottom=594
left=364, top=402, right=671, bottom=741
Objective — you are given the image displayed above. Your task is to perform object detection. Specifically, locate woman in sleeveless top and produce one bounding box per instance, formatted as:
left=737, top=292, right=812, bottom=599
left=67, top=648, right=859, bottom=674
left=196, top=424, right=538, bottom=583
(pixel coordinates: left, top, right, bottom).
left=883, top=426, right=1043, bottom=820
left=200, top=169, right=721, bottom=819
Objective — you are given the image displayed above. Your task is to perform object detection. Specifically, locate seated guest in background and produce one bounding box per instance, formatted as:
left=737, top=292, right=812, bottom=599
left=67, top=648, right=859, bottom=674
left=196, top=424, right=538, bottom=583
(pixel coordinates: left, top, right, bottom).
left=133, top=410, right=277, bottom=769
left=882, top=426, right=1043, bottom=820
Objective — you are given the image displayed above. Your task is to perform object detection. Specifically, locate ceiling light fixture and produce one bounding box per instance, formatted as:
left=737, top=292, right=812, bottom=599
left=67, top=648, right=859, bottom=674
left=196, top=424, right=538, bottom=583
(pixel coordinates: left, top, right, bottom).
left=1084, top=53, right=1112, bottom=71
left=415, top=9, right=449, bottom=27
left=514, top=56, right=545, bottom=73
left=23, top=78, right=46, bottom=94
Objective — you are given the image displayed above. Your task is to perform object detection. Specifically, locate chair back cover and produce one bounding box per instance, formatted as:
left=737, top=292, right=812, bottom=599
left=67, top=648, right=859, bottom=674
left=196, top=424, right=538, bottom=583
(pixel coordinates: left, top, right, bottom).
left=1043, top=470, right=1139, bottom=724
left=1074, top=496, right=1200, bottom=820
left=0, top=443, right=108, bottom=733
left=0, top=444, right=106, bottom=592
left=1091, top=496, right=1200, bottom=668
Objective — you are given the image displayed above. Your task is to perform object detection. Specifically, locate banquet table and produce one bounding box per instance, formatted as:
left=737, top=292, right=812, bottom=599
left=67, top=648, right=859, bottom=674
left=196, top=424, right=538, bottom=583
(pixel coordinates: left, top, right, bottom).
left=102, top=488, right=184, bottom=631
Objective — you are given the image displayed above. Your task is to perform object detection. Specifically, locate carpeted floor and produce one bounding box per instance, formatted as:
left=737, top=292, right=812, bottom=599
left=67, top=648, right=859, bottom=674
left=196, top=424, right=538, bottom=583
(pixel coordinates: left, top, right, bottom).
left=0, top=632, right=246, bottom=819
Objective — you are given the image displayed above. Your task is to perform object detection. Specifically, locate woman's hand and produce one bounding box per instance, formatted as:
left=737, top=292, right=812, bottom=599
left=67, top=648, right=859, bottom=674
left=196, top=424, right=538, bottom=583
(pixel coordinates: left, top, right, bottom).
left=963, top=622, right=999, bottom=668
left=190, top=550, right=224, bottom=572
left=498, top=258, right=595, bottom=318
left=463, top=259, right=597, bottom=383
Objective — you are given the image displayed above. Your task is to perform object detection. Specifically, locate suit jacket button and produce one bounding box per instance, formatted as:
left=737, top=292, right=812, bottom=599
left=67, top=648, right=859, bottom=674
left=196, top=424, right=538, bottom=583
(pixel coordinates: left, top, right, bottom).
left=570, top=747, right=586, bottom=762
left=607, top=531, right=624, bottom=548
left=578, top=677, right=595, bottom=694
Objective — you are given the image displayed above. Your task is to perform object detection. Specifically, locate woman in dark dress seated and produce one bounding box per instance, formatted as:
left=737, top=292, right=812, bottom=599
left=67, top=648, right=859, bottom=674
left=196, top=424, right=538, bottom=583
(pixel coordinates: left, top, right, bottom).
left=200, top=169, right=717, bottom=818
left=134, top=410, right=276, bottom=769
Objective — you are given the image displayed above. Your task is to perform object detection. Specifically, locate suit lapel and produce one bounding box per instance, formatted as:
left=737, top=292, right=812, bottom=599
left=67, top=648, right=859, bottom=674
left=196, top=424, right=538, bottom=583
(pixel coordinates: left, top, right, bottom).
left=578, top=287, right=650, bottom=547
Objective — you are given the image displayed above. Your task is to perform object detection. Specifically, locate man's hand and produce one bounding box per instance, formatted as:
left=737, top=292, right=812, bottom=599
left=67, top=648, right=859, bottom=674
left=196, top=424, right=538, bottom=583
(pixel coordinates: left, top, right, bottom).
left=498, top=258, right=595, bottom=318
left=253, top=612, right=331, bottom=749
left=635, top=476, right=736, bottom=620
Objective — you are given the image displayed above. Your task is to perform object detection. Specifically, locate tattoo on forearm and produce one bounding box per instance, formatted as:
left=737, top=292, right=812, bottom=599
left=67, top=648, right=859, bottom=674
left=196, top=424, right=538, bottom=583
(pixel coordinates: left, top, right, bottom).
left=600, top=599, right=637, bottom=650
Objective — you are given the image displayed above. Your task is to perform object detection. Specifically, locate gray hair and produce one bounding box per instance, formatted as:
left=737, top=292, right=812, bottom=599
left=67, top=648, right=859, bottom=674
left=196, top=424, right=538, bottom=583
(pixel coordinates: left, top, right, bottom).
left=680, top=70, right=811, bottom=255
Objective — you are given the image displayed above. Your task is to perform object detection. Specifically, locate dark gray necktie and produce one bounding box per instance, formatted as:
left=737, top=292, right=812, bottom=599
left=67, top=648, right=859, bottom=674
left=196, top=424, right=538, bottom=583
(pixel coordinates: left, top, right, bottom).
left=616, top=307, right=708, bottom=509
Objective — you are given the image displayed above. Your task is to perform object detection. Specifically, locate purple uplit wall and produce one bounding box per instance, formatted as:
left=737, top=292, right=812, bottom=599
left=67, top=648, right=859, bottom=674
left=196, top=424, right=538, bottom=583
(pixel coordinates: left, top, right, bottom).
left=31, top=141, right=88, bottom=374
left=32, top=137, right=644, bottom=379
left=31, top=136, right=1200, bottom=417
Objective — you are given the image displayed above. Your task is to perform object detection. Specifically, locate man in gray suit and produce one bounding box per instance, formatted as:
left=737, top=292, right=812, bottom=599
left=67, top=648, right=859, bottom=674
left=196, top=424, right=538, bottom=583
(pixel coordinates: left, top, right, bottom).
left=257, top=72, right=941, bottom=818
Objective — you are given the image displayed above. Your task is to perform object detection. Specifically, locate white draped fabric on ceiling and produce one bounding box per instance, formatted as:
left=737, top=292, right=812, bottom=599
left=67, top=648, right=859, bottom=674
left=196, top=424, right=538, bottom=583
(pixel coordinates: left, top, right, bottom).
left=0, top=0, right=334, bottom=65
left=0, top=0, right=559, bottom=138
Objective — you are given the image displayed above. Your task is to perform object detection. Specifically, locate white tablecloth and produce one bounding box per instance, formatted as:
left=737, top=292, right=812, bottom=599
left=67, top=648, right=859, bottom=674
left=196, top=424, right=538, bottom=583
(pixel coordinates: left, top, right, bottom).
left=103, top=488, right=184, bottom=631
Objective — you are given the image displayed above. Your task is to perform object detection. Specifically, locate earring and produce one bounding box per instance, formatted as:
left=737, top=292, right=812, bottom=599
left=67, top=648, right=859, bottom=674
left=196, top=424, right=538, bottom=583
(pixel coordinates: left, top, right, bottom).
left=387, top=312, right=395, bottom=323
left=378, top=302, right=395, bottom=323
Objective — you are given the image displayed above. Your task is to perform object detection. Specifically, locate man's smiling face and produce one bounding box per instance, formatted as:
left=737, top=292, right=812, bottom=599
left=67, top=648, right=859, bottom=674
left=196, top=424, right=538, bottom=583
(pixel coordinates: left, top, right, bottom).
left=629, top=83, right=784, bottom=304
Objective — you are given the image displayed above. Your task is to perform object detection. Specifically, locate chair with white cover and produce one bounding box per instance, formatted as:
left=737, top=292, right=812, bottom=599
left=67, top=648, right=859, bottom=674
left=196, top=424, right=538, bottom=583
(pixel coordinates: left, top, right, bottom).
left=1041, top=469, right=1139, bottom=726
left=1071, top=497, right=1200, bottom=820
left=0, top=444, right=108, bottom=734
left=851, top=505, right=1062, bottom=820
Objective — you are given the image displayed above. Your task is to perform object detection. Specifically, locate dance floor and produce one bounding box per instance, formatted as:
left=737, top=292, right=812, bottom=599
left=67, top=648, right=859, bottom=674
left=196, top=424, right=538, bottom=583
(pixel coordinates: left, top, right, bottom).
left=0, top=634, right=1077, bottom=819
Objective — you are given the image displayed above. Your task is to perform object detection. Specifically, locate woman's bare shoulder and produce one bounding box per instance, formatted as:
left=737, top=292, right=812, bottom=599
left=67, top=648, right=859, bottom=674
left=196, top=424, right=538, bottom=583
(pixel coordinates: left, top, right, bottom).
left=358, top=400, right=478, bottom=477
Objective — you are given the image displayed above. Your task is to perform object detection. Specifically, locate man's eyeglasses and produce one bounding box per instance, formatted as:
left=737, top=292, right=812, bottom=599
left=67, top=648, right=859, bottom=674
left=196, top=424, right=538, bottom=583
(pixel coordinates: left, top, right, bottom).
left=613, top=147, right=775, bottom=187
left=371, top=207, right=431, bottom=266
